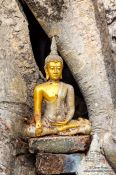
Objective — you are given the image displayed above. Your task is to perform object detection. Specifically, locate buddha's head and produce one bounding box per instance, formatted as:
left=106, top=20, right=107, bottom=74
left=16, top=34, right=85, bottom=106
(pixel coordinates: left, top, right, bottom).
left=44, top=37, right=63, bottom=81
left=44, top=57, right=63, bottom=81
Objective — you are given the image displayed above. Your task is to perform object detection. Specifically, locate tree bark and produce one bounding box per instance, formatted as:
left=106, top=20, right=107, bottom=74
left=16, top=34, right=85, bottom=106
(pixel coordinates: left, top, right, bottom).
left=0, top=0, right=38, bottom=174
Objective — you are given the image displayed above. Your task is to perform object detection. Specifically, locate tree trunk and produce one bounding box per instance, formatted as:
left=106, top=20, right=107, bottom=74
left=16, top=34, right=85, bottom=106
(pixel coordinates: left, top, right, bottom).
left=22, top=0, right=116, bottom=174
left=0, top=0, right=38, bottom=174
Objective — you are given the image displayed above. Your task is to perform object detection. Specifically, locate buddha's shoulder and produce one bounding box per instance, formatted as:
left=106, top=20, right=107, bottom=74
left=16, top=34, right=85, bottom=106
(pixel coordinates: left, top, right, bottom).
left=61, top=82, right=74, bottom=90
left=34, top=82, right=48, bottom=91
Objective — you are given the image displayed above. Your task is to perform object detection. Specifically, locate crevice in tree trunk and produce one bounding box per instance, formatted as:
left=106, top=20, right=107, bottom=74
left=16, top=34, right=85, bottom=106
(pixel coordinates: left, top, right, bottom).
left=18, top=0, right=89, bottom=119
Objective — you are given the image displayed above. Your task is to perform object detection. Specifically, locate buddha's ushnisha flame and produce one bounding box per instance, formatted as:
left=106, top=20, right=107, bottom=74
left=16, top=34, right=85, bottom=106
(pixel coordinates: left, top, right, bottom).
left=45, top=36, right=63, bottom=67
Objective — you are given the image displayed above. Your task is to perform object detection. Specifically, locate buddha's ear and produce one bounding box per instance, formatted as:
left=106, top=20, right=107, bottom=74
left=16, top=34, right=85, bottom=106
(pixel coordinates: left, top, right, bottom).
left=60, top=68, right=63, bottom=79
left=45, top=67, right=49, bottom=80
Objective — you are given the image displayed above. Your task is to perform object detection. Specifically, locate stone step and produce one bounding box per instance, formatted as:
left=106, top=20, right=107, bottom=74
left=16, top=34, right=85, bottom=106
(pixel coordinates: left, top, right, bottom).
left=29, top=135, right=91, bottom=154
left=36, top=153, right=84, bottom=174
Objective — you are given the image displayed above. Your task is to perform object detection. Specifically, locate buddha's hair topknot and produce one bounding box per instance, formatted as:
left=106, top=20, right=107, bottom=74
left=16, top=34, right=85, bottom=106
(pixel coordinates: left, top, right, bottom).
left=45, top=36, right=63, bottom=67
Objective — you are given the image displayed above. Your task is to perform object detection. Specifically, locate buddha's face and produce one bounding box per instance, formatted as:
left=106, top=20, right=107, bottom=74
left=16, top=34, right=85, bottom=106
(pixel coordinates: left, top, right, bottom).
left=45, top=61, right=63, bottom=81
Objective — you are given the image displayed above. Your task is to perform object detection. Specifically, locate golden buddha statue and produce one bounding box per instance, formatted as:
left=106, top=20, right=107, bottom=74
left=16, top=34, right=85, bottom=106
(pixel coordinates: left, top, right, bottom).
left=24, top=37, right=91, bottom=137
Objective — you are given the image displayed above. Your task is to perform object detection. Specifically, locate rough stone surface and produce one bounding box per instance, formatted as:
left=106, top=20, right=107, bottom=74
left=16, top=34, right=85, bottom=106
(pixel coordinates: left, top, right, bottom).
left=29, top=135, right=91, bottom=154
left=36, top=153, right=83, bottom=174
left=13, top=154, right=36, bottom=175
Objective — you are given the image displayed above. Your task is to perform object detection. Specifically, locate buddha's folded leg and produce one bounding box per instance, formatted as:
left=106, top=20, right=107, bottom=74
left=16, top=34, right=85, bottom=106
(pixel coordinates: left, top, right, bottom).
left=59, top=129, right=80, bottom=136
left=40, top=127, right=58, bottom=136
left=57, top=119, right=91, bottom=135
left=23, top=123, right=59, bottom=137
left=23, top=124, right=36, bottom=137
left=58, top=125, right=91, bottom=136
left=56, top=120, right=80, bottom=132
left=23, top=118, right=91, bottom=137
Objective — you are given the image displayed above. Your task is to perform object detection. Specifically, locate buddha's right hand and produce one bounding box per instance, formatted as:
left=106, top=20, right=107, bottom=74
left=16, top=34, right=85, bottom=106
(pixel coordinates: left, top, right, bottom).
left=35, top=121, right=43, bottom=136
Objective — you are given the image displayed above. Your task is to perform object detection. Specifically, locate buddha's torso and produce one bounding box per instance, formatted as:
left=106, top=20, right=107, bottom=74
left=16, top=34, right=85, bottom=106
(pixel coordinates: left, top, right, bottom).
left=40, top=81, right=68, bottom=123
left=42, top=82, right=59, bottom=102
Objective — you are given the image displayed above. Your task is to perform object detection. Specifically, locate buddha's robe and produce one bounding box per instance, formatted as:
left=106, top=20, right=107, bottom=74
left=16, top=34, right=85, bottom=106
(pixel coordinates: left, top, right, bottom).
left=42, top=82, right=75, bottom=127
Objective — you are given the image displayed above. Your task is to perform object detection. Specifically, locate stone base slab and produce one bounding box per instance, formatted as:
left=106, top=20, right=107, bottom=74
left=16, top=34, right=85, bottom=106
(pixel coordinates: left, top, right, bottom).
left=29, top=135, right=91, bottom=153
left=36, top=153, right=83, bottom=174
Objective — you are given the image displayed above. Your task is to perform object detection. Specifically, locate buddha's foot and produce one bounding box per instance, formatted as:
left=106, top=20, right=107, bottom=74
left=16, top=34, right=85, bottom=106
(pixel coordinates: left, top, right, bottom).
left=23, top=124, right=59, bottom=137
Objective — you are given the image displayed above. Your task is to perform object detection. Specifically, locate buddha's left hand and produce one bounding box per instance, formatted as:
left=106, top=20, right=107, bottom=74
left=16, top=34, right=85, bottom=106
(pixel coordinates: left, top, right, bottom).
left=52, top=119, right=69, bottom=126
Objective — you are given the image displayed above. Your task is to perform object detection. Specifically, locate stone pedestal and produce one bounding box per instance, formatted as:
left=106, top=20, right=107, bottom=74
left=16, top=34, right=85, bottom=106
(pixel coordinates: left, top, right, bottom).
left=29, top=135, right=91, bottom=154
left=36, top=153, right=83, bottom=174
left=29, top=135, right=91, bottom=174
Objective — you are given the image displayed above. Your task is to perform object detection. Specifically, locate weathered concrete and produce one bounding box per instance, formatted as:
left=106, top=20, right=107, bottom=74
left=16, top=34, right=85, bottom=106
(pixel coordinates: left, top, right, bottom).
left=29, top=135, right=91, bottom=154
left=36, top=153, right=83, bottom=174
